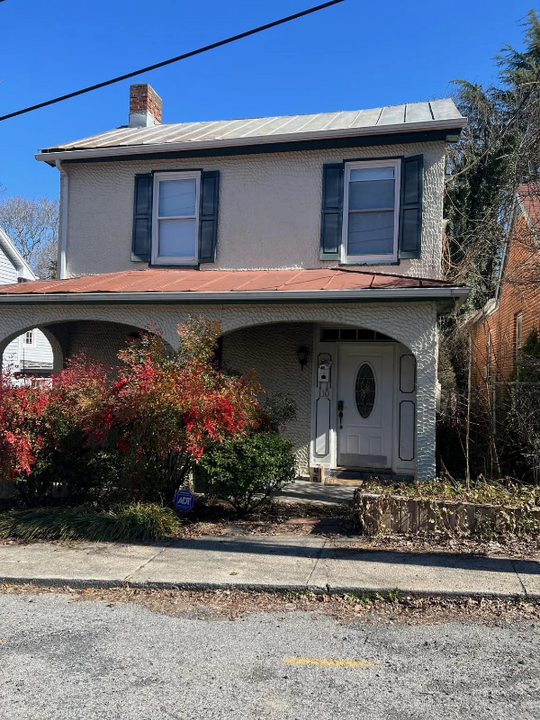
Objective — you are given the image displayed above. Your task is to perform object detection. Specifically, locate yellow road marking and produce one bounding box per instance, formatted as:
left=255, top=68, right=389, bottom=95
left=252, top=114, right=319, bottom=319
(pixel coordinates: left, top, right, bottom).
left=283, top=657, right=378, bottom=668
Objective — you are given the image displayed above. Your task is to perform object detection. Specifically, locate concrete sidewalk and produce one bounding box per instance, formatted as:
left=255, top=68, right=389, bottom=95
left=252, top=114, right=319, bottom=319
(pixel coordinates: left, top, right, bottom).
left=0, top=535, right=539, bottom=599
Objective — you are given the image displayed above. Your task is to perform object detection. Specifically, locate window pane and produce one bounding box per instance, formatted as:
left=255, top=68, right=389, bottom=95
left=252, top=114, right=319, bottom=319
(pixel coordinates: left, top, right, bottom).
left=158, top=219, right=196, bottom=258
left=350, top=167, right=394, bottom=182
left=355, top=363, right=376, bottom=418
left=159, top=179, right=196, bottom=217
left=348, top=211, right=395, bottom=256
left=349, top=178, right=395, bottom=211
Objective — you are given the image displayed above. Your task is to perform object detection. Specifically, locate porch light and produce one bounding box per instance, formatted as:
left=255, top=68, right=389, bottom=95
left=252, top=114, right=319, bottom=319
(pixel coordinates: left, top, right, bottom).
left=297, top=346, right=309, bottom=370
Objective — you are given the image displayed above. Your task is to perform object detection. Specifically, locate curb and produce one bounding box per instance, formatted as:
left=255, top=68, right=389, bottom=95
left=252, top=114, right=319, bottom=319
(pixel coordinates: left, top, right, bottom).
left=0, top=576, right=537, bottom=601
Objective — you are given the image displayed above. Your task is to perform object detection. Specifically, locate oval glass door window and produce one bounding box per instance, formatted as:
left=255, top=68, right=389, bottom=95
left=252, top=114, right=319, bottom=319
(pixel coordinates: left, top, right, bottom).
left=355, top=363, right=376, bottom=418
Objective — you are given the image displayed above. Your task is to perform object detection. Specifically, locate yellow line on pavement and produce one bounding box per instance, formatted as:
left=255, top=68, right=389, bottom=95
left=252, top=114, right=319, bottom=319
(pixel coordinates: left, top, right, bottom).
left=283, top=657, right=378, bottom=668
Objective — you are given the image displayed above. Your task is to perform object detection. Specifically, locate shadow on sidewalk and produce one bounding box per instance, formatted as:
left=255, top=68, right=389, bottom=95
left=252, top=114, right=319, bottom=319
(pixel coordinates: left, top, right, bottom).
left=164, top=537, right=540, bottom=576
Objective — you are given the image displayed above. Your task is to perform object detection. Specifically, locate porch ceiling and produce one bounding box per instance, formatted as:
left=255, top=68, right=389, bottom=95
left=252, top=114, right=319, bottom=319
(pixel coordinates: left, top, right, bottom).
left=0, top=267, right=465, bottom=302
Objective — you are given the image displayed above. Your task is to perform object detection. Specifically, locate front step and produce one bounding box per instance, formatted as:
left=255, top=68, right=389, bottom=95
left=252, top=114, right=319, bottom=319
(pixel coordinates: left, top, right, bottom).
left=322, top=469, right=414, bottom=486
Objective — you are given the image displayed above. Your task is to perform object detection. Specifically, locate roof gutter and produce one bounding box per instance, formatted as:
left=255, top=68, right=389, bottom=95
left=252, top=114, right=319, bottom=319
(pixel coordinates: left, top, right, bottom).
left=35, top=118, right=467, bottom=165
left=0, top=286, right=470, bottom=305
left=56, top=160, right=69, bottom=279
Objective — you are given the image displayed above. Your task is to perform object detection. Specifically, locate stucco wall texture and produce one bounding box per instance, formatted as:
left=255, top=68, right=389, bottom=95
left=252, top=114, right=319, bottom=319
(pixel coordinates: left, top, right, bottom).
left=0, top=300, right=438, bottom=480
left=223, top=323, right=314, bottom=473
left=62, top=141, right=446, bottom=280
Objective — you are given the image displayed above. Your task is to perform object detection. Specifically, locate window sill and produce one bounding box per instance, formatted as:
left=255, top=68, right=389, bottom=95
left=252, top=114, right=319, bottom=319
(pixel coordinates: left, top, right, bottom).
left=149, top=262, right=201, bottom=269
left=151, top=259, right=199, bottom=267
left=339, top=259, right=400, bottom=267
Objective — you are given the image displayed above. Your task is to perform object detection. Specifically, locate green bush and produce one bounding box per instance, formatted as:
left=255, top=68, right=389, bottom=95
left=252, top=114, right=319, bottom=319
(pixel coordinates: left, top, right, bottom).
left=0, top=503, right=180, bottom=543
left=15, top=443, right=123, bottom=508
left=196, top=433, right=296, bottom=515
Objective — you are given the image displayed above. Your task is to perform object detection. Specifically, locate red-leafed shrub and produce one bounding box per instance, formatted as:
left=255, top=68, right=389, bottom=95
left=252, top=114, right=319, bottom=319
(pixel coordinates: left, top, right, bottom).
left=96, top=319, right=261, bottom=502
left=0, top=372, right=49, bottom=482
left=0, top=318, right=261, bottom=506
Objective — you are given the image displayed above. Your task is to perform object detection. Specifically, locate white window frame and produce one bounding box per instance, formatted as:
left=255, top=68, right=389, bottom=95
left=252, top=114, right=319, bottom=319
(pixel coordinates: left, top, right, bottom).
left=151, top=171, right=201, bottom=266
left=23, top=330, right=35, bottom=347
left=341, top=158, right=401, bottom=265
left=515, top=312, right=523, bottom=359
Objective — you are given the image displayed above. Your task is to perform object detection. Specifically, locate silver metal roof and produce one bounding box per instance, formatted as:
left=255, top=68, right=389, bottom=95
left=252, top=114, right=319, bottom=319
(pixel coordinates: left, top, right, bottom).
left=38, top=98, right=466, bottom=161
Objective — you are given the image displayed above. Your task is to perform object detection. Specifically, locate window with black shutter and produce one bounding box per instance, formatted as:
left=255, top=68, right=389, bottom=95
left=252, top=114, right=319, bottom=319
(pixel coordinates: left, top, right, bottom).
left=131, top=170, right=220, bottom=265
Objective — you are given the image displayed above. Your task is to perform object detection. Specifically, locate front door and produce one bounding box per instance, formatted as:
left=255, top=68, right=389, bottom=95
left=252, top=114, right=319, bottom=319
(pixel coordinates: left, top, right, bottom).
left=337, top=344, right=395, bottom=470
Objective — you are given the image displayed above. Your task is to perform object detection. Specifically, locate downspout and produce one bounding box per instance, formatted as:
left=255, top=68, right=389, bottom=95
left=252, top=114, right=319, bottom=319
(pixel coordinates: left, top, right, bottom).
left=55, top=160, right=69, bottom=279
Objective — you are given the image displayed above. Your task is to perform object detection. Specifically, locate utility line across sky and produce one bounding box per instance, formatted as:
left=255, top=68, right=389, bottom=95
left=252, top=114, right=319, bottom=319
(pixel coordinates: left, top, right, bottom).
left=0, top=0, right=345, bottom=123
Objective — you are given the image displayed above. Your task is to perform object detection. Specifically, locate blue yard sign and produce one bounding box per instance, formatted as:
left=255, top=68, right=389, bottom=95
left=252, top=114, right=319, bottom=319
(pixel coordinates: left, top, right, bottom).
left=174, top=489, right=195, bottom=513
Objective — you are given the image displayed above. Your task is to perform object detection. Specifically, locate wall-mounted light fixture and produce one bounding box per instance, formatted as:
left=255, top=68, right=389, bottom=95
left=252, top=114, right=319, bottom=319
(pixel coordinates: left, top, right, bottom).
left=297, top=346, right=309, bottom=371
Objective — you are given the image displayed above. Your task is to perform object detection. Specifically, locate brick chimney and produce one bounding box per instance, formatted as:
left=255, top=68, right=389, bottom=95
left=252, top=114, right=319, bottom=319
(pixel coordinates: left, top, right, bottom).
left=129, top=84, right=162, bottom=128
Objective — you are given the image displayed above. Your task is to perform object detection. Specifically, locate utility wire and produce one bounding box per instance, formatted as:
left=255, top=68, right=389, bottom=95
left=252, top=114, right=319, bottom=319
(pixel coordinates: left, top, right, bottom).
left=0, top=0, right=344, bottom=123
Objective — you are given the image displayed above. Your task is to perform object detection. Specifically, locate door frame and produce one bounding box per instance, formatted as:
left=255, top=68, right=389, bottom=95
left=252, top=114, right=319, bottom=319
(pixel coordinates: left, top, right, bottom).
left=336, top=342, right=396, bottom=471
left=310, top=324, right=416, bottom=475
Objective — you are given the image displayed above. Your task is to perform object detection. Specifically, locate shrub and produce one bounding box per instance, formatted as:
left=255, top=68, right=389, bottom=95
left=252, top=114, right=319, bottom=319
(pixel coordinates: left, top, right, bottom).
left=0, top=318, right=262, bottom=507
left=196, top=433, right=296, bottom=515
left=260, top=392, right=297, bottom=433
left=0, top=372, right=49, bottom=482
left=0, top=503, right=180, bottom=543
left=97, top=320, right=261, bottom=503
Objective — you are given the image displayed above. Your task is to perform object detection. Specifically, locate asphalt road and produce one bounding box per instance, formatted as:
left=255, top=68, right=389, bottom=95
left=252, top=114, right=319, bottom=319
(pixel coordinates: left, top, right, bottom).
left=1, top=593, right=539, bottom=720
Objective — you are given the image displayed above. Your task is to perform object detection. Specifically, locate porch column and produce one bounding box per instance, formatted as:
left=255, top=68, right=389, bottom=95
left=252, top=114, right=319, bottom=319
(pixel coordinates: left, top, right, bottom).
left=409, top=318, right=438, bottom=482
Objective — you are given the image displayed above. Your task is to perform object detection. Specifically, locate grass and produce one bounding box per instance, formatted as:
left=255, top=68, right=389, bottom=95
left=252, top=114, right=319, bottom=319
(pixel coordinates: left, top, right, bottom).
left=360, top=477, right=540, bottom=508
left=0, top=503, right=181, bottom=543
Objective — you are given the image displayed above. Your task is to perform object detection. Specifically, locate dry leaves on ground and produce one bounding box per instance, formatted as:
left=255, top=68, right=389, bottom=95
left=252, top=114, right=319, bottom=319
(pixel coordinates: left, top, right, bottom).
left=1, top=583, right=539, bottom=626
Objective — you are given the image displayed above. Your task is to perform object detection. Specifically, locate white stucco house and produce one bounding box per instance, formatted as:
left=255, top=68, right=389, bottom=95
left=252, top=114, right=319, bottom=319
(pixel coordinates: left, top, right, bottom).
left=0, top=227, right=53, bottom=375
left=0, top=84, right=469, bottom=480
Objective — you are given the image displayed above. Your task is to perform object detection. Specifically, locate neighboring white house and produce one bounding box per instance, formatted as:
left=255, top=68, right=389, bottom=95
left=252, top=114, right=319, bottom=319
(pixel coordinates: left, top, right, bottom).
left=0, top=227, right=53, bottom=375
left=0, top=84, right=469, bottom=480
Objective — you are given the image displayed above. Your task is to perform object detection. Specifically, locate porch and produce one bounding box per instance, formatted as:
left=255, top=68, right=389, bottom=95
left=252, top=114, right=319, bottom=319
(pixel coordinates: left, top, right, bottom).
left=0, top=267, right=468, bottom=481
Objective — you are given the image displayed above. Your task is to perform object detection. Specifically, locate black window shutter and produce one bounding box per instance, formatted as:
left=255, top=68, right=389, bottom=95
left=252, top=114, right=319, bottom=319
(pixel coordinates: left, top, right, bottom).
left=131, top=174, right=153, bottom=262
left=320, top=163, right=343, bottom=260
left=398, top=155, right=424, bottom=259
left=199, top=170, right=220, bottom=263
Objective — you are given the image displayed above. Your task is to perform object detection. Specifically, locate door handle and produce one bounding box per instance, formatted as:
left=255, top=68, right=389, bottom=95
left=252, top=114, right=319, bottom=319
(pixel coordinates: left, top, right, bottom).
left=337, top=400, right=344, bottom=430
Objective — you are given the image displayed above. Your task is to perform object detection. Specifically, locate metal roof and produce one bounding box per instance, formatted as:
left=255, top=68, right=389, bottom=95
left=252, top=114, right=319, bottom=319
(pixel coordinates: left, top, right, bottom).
left=37, top=99, right=466, bottom=161
left=0, top=267, right=463, bottom=295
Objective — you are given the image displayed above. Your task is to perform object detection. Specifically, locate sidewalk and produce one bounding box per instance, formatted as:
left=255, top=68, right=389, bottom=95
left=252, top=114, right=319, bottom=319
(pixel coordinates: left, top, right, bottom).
left=0, top=535, right=538, bottom=599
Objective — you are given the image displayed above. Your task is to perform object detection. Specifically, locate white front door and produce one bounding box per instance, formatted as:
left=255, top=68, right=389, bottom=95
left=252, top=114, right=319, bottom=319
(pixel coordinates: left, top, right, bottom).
left=337, top=344, right=395, bottom=470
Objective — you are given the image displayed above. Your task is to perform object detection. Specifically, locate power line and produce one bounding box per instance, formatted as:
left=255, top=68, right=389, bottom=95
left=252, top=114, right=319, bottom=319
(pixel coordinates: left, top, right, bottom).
left=0, top=0, right=345, bottom=123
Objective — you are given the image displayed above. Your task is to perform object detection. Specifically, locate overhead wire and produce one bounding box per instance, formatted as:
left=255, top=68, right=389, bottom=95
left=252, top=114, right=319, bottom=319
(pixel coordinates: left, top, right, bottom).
left=0, top=0, right=345, bottom=123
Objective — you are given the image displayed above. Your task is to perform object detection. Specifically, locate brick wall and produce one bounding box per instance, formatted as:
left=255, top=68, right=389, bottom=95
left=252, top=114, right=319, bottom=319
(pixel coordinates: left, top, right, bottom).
left=470, top=209, right=540, bottom=393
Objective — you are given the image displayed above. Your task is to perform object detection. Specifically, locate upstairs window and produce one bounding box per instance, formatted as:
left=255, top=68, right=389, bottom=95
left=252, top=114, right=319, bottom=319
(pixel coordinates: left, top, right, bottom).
left=515, top=312, right=523, bottom=360
left=320, top=156, right=423, bottom=263
left=152, top=172, right=200, bottom=265
left=132, top=170, right=220, bottom=265
left=24, top=330, right=35, bottom=346
left=342, top=160, right=400, bottom=263
left=485, top=329, right=492, bottom=382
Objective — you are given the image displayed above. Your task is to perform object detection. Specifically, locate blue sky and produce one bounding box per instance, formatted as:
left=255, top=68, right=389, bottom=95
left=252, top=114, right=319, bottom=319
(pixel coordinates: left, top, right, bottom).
left=0, top=0, right=533, bottom=200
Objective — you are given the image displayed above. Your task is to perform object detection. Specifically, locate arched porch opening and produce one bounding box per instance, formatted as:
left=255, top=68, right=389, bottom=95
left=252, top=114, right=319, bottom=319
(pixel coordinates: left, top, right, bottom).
left=1, top=326, right=62, bottom=375
left=221, top=319, right=420, bottom=479
left=0, top=320, right=174, bottom=375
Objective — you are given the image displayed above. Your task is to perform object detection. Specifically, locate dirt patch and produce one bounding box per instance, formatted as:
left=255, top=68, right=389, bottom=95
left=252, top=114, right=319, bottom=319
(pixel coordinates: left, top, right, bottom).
left=1, top=583, right=539, bottom=626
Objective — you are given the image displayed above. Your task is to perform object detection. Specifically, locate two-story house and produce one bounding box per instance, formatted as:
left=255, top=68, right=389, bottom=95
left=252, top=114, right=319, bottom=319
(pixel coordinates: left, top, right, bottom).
left=0, top=226, right=53, bottom=375
left=0, top=84, right=468, bottom=480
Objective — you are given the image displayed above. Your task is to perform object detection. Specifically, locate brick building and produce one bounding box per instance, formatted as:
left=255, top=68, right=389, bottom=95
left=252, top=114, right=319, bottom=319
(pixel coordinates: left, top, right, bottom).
left=470, top=185, right=540, bottom=397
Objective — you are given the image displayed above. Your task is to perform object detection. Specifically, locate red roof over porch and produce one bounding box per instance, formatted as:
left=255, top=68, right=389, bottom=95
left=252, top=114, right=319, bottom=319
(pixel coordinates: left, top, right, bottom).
left=0, top=267, right=460, bottom=295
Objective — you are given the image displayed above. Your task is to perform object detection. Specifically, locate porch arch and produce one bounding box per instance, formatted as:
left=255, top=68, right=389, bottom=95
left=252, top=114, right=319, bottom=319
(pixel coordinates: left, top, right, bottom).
left=0, top=325, right=63, bottom=374
left=216, top=302, right=434, bottom=359
left=218, top=303, right=438, bottom=481
left=0, top=319, right=174, bottom=373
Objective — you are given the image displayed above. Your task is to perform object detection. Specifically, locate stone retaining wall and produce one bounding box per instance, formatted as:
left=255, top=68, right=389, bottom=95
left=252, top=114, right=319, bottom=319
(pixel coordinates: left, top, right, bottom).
left=354, top=489, right=540, bottom=536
